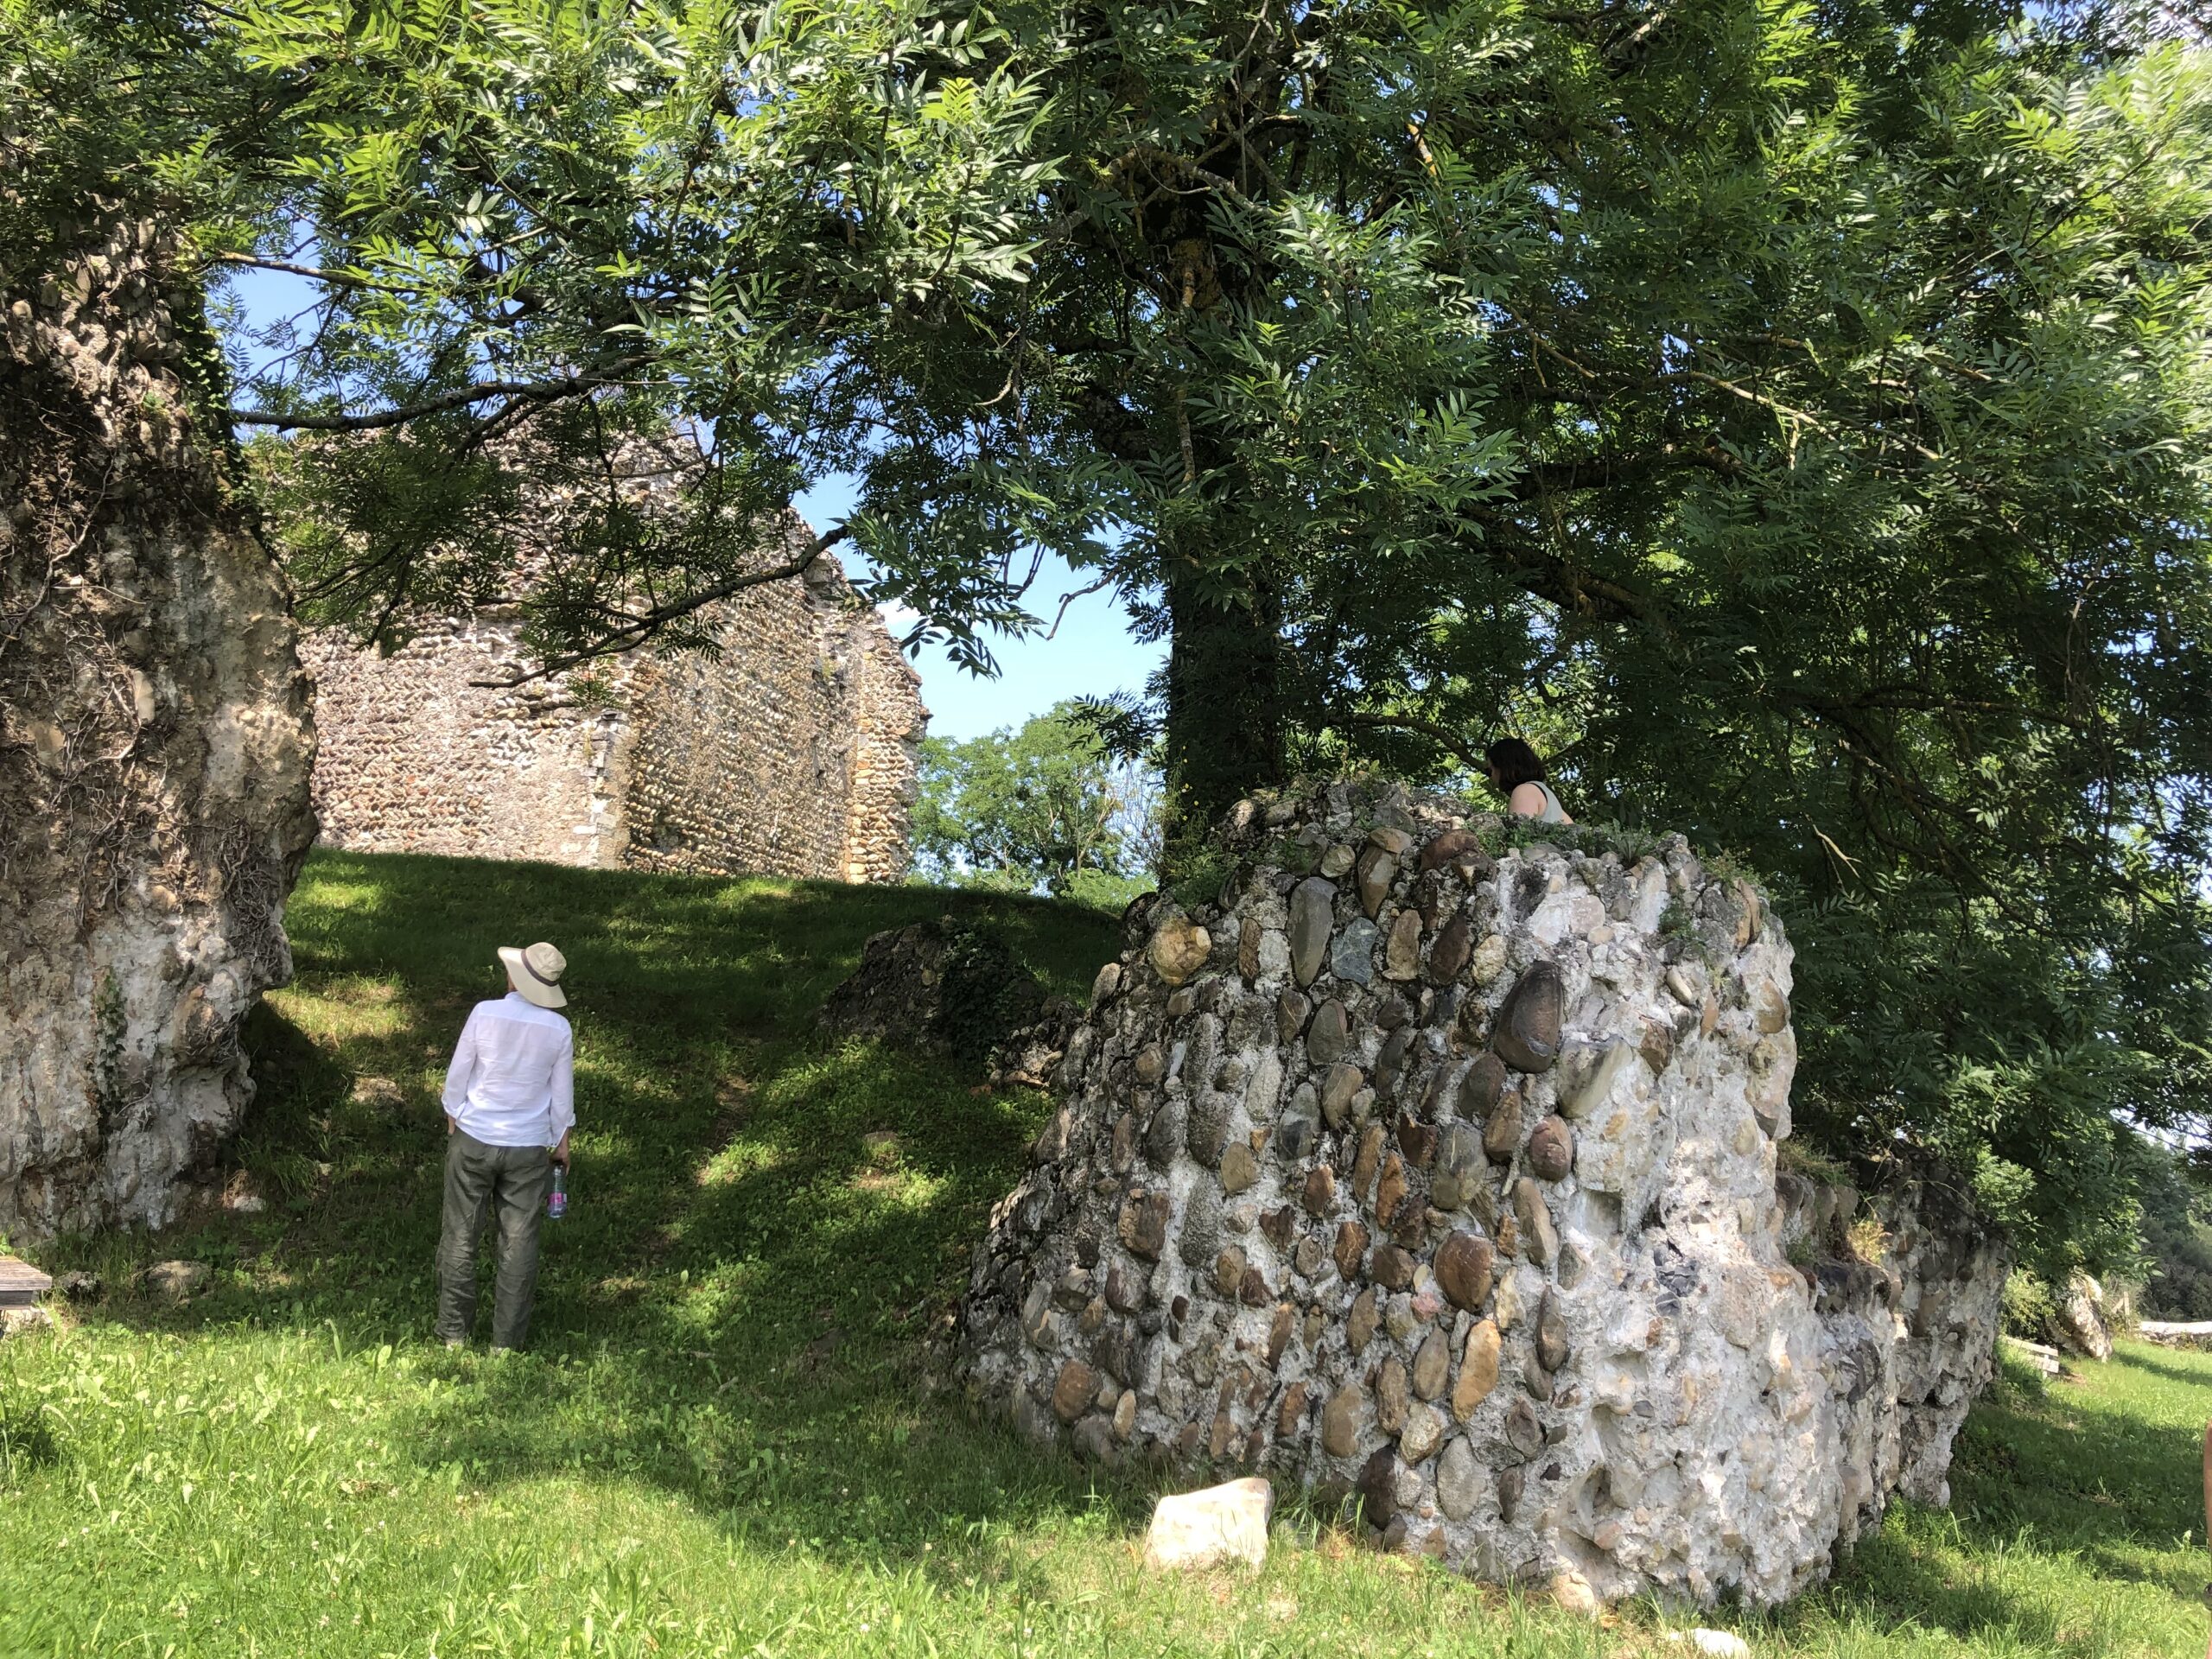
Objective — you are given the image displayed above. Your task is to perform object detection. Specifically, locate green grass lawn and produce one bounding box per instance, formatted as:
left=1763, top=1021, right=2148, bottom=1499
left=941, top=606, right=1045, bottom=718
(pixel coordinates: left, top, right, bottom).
left=3, top=849, right=2209, bottom=1657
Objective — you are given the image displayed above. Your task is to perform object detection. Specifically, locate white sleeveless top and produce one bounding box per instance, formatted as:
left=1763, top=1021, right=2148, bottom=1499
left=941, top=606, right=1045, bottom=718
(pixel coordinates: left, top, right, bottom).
left=1529, top=781, right=1569, bottom=824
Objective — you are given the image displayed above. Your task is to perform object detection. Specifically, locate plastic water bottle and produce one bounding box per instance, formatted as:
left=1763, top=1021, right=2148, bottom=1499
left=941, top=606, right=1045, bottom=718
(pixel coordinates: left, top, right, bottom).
left=547, top=1165, right=568, bottom=1221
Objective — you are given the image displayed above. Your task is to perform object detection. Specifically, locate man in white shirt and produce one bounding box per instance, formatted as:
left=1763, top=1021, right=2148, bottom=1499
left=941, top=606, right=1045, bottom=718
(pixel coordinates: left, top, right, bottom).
left=435, top=940, right=575, bottom=1352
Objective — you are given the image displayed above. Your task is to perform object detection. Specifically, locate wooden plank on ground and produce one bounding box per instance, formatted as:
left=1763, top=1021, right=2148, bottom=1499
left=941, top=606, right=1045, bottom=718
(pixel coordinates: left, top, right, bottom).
left=2001, top=1334, right=2061, bottom=1376
left=0, top=1255, right=51, bottom=1307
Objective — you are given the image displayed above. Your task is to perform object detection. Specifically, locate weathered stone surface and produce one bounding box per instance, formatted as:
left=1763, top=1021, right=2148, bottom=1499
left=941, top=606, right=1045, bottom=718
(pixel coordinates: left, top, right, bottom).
left=1355, top=844, right=1396, bottom=917
left=1331, top=918, right=1378, bottom=985
left=1492, top=962, right=1566, bottom=1072
left=1149, top=917, right=1213, bottom=987
left=1428, top=913, right=1473, bottom=983
left=1418, top=829, right=1487, bottom=874
left=1430, top=1123, right=1486, bottom=1211
left=1437, top=1437, right=1483, bottom=1519
left=1436, top=1231, right=1496, bottom=1312
left=1347, top=1286, right=1380, bottom=1352
left=1119, top=1191, right=1171, bottom=1259
left=0, top=212, right=317, bottom=1238
left=1527, top=1116, right=1573, bottom=1182
left=1289, top=879, right=1337, bottom=987
left=1452, top=1320, right=1502, bottom=1419
left=1052, top=1359, right=1098, bottom=1421
left=1220, top=1142, right=1261, bottom=1195
left=143, top=1260, right=212, bottom=1301
left=1332, top=1217, right=1371, bottom=1281
left=1382, top=910, right=1423, bottom=982
left=957, top=779, right=2009, bottom=1611
left=1301, top=1164, right=1338, bottom=1215
left=1483, top=1093, right=1524, bottom=1164
left=1458, top=1053, right=1509, bottom=1119
left=1559, top=1039, right=1638, bottom=1121
left=1400, top=1402, right=1446, bottom=1463
left=1370, top=1243, right=1416, bottom=1290
left=1411, top=1327, right=1450, bottom=1401
left=1277, top=1085, right=1323, bottom=1161
left=1512, top=1178, right=1559, bottom=1267
left=1535, top=1289, right=1570, bottom=1373
left=1319, top=1063, right=1363, bottom=1128
left=1307, top=1000, right=1351, bottom=1066
left=1375, top=1355, right=1409, bottom=1434
left=1144, top=1478, right=1274, bottom=1570
left=1322, top=1383, right=1365, bottom=1456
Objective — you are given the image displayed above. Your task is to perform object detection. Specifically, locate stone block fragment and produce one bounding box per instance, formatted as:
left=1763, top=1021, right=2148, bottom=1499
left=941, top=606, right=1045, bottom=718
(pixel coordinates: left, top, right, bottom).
left=1149, top=918, right=1211, bottom=987
left=1332, top=918, right=1378, bottom=985
left=1289, top=879, right=1336, bottom=987
left=1118, top=1191, right=1171, bottom=1259
left=1143, top=1477, right=1274, bottom=1571
left=1355, top=844, right=1395, bottom=917
left=1382, top=909, right=1424, bottom=982
left=1512, top=1179, right=1559, bottom=1267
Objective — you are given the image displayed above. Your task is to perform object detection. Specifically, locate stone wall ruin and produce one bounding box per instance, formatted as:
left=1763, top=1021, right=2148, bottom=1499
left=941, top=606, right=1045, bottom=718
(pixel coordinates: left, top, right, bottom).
left=1, top=202, right=316, bottom=1237
left=305, top=512, right=926, bottom=884
left=957, top=779, right=2010, bottom=1607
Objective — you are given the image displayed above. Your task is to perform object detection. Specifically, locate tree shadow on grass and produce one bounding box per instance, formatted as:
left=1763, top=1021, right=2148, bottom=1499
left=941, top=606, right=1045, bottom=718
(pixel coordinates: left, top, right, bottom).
left=1774, top=1357, right=2210, bottom=1647
left=46, top=849, right=1141, bottom=1586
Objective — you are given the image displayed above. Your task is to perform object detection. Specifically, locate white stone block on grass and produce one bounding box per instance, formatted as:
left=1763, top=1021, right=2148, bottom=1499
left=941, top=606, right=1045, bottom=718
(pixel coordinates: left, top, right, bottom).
left=1141, top=1478, right=1273, bottom=1571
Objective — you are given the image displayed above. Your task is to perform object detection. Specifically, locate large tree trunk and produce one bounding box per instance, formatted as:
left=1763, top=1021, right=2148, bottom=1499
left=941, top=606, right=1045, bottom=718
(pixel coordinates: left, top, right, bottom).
left=0, top=200, right=316, bottom=1236
left=1160, top=549, right=1283, bottom=871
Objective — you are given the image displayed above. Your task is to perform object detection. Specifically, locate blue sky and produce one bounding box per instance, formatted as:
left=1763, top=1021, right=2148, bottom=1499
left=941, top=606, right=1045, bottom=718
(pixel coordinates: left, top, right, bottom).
left=220, top=266, right=1163, bottom=742
left=792, top=476, right=1162, bottom=743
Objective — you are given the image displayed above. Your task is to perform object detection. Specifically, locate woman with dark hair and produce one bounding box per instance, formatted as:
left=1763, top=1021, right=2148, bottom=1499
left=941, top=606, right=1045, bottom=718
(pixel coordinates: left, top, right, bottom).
left=1485, top=738, right=1572, bottom=824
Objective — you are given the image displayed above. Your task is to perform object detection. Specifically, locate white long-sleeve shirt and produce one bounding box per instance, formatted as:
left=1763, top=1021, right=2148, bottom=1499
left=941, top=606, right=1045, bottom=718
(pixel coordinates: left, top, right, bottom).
left=441, top=994, right=575, bottom=1148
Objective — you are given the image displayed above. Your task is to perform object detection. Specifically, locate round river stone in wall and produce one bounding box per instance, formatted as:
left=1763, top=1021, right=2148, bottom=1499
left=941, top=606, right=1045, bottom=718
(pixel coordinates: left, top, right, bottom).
left=1436, top=1231, right=1495, bottom=1311
left=1527, top=1116, right=1573, bottom=1182
left=1491, top=960, right=1566, bottom=1072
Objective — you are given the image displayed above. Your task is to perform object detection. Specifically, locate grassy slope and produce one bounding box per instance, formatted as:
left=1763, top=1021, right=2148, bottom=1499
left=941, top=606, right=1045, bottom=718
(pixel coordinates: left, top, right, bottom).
left=1, top=849, right=2209, bottom=1658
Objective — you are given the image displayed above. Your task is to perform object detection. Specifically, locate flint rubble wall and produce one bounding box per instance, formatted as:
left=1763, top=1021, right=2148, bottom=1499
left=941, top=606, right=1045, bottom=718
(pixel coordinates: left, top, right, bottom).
left=0, top=203, right=316, bottom=1237
left=304, top=545, right=926, bottom=883
left=957, top=779, right=2009, bottom=1607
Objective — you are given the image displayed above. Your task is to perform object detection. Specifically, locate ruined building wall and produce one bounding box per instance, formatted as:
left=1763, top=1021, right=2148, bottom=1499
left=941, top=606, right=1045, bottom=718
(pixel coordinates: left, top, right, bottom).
left=957, top=779, right=2010, bottom=1609
left=304, top=533, right=926, bottom=882
left=0, top=203, right=317, bottom=1237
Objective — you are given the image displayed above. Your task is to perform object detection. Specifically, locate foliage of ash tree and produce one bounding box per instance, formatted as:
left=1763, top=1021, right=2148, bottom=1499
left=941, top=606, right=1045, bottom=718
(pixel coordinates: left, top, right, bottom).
left=909, top=703, right=1160, bottom=911
left=6, top=0, right=2212, bottom=1268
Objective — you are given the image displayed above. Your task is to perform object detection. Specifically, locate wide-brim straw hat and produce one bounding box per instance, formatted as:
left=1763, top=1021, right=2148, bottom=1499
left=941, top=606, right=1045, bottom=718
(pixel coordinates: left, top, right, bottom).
left=498, top=941, right=568, bottom=1008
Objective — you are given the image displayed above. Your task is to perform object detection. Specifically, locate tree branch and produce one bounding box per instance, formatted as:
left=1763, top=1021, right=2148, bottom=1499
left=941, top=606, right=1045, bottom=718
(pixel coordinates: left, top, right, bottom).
left=1338, top=711, right=1491, bottom=774
left=227, top=358, right=649, bottom=432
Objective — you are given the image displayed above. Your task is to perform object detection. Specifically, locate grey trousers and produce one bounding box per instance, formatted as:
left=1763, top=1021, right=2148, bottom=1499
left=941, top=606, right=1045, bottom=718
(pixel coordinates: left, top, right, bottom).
left=435, top=1129, right=553, bottom=1351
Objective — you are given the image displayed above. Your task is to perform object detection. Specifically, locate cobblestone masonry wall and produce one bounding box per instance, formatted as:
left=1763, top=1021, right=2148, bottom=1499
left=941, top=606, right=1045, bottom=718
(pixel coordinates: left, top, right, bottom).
left=957, top=779, right=2009, bottom=1609
left=304, top=530, right=926, bottom=881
